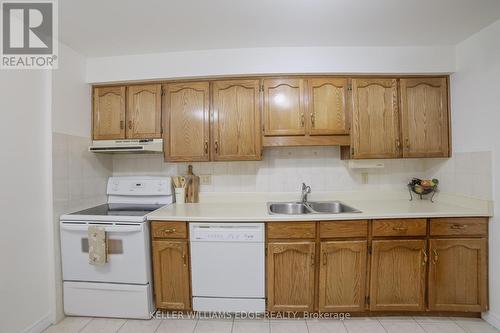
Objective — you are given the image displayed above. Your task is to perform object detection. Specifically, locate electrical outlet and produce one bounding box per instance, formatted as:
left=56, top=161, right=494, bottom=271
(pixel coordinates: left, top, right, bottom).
left=200, top=174, right=212, bottom=185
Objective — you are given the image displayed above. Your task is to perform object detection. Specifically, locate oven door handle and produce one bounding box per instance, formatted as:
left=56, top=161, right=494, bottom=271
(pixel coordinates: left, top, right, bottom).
left=60, top=224, right=143, bottom=233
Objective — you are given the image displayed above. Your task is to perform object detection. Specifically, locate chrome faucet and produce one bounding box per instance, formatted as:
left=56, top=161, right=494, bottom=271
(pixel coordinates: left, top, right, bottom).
left=301, top=183, right=311, bottom=203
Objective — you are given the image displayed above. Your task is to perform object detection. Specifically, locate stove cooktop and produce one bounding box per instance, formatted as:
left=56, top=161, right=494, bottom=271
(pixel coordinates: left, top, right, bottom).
left=68, top=203, right=164, bottom=217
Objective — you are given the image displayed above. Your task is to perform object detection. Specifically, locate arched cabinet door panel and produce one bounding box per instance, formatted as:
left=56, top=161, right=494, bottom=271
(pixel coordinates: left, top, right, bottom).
left=400, top=77, right=450, bottom=157
left=126, top=84, right=162, bottom=139
left=266, top=241, right=315, bottom=312
left=93, top=86, right=126, bottom=140
left=351, top=78, right=400, bottom=159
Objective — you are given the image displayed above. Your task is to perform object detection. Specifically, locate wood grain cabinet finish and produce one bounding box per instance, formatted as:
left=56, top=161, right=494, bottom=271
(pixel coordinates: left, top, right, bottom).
left=400, top=78, right=449, bottom=157
left=267, top=242, right=316, bottom=311
left=93, top=86, right=126, bottom=140
left=351, top=78, right=400, bottom=159
left=319, top=240, right=367, bottom=312
left=151, top=222, right=188, bottom=239
left=370, top=239, right=427, bottom=311
left=126, top=84, right=162, bottom=139
left=152, top=240, right=191, bottom=310
left=163, top=82, right=210, bottom=162
left=428, top=238, right=487, bottom=312
left=319, top=220, right=368, bottom=238
left=211, top=80, right=262, bottom=161
left=430, top=218, right=488, bottom=236
left=263, top=78, right=307, bottom=136
left=372, top=219, right=427, bottom=237
left=307, top=78, right=349, bottom=135
left=267, top=222, right=316, bottom=239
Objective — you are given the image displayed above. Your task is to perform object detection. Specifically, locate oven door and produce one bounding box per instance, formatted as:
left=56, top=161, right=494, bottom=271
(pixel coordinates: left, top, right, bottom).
left=60, top=221, right=150, bottom=284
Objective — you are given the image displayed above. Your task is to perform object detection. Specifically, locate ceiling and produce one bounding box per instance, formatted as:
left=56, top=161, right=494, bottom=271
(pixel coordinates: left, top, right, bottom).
left=60, top=0, right=500, bottom=57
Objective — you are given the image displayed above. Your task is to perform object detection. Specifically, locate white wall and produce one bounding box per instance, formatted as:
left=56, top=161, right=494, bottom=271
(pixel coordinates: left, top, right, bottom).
left=52, top=44, right=92, bottom=137
left=451, top=18, right=500, bottom=327
left=0, top=70, right=53, bottom=332
left=86, top=46, right=455, bottom=83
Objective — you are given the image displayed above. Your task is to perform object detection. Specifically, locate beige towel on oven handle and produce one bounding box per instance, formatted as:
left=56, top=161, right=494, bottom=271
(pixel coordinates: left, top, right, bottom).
left=88, top=225, right=107, bottom=266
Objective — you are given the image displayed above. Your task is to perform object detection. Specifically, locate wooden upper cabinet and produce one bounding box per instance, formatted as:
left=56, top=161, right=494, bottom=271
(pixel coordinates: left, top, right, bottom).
left=400, top=77, right=449, bottom=157
left=319, top=241, right=367, bottom=312
left=263, top=78, right=306, bottom=136
left=429, top=238, right=487, bottom=312
left=93, top=86, right=126, bottom=140
left=211, top=80, right=262, bottom=161
left=267, top=242, right=315, bottom=312
left=152, top=240, right=191, bottom=310
left=126, top=84, right=162, bottom=139
left=163, top=82, right=210, bottom=162
left=351, top=78, right=400, bottom=159
left=370, top=240, right=426, bottom=311
left=308, top=78, right=349, bottom=135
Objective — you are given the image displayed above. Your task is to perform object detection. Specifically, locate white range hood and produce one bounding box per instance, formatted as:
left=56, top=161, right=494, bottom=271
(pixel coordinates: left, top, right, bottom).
left=89, top=139, right=163, bottom=153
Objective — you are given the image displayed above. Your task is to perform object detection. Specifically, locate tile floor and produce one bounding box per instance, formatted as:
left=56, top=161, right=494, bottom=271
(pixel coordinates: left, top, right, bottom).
left=43, top=316, right=500, bottom=333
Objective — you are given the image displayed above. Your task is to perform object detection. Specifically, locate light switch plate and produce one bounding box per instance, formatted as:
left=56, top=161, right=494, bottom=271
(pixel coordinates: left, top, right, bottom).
left=200, top=174, right=212, bottom=185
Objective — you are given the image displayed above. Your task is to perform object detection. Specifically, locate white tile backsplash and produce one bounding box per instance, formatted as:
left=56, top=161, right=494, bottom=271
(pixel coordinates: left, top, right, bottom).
left=110, top=148, right=493, bottom=199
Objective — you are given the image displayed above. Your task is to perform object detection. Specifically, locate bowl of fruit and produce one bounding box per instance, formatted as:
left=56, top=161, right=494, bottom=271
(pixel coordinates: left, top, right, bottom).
left=408, top=178, right=439, bottom=201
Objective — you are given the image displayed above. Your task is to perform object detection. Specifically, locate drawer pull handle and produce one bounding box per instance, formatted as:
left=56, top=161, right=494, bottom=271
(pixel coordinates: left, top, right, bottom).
left=128, top=120, right=133, bottom=130
left=204, top=141, right=209, bottom=155
left=322, top=252, right=327, bottom=266
left=450, top=224, right=467, bottom=230
left=182, top=253, right=187, bottom=266
left=392, top=226, right=408, bottom=231
left=162, top=228, right=176, bottom=234
left=301, top=113, right=305, bottom=127
left=120, top=120, right=124, bottom=130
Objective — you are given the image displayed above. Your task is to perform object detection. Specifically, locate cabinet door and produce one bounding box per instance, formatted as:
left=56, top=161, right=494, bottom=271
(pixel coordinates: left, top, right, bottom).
left=93, top=86, right=126, bottom=140
left=319, top=241, right=367, bottom=312
left=263, top=78, right=306, bottom=136
left=127, top=84, right=162, bottom=139
left=163, top=82, right=210, bottom=162
left=152, top=240, right=191, bottom=310
left=267, top=242, right=315, bottom=312
left=212, top=80, right=262, bottom=161
left=351, top=78, right=400, bottom=158
left=400, top=78, right=449, bottom=157
left=370, top=240, right=426, bottom=311
left=429, top=238, right=487, bottom=312
left=308, top=78, right=349, bottom=135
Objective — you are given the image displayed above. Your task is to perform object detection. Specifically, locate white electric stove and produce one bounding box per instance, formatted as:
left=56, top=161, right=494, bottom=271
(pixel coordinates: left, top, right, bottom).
left=60, top=176, right=173, bottom=319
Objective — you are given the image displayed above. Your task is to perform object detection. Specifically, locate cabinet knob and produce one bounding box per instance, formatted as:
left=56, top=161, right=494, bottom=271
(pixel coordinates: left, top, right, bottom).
left=204, top=141, right=209, bottom=155
left=120, top=120, right=124, bottom=130
left=405, top=138, right=410, bottom=150
left=322, top=252, right=327, bottom=266
left=311, top=253, right=315, bottom=266
left=396, top=139, right=401, bottom=150
left=214, top=141, right=219, bottom=154
left=301, top=113, right=305, bottom=127
left=310, top=113, right=315, bottom=128
left=422, top=249, right=428, bottom=265
left=128, top=120, right=133, bottom=130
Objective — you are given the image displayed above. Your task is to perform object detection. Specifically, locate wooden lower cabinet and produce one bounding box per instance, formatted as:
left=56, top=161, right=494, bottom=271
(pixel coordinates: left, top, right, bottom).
left=428, top=238, right=488, bottom=312
left=370, top=239, right=426, bottom=311
left=267, top=242, right=316, bottom=312
left=319, top=241, right=367, bottom=312
left=152, top=240, right=191, bottom=310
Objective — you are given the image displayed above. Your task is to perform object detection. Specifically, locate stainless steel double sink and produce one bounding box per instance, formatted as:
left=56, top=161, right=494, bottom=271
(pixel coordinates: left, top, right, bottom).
left=267, top=201, right=361, bottom=215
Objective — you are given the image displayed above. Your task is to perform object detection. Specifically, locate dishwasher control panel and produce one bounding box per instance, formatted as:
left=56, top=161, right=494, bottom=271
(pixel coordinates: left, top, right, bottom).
left=189, top=223, right=265, bottom=242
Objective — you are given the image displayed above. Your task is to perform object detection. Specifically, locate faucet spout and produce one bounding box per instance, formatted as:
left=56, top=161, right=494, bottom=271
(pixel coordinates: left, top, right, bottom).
left=301, top=183, right=312, bottom=203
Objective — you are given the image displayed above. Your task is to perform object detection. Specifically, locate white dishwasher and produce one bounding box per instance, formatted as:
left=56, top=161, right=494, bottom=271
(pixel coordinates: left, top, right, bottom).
left=190, top=223, right=265, bottom=313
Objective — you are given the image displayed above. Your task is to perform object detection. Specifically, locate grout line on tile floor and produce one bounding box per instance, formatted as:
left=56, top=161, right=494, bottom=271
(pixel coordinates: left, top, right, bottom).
left=115, top=319, right=127, bottom=333
left=304, top=318, right=310, bottom=333
left=414, top=319, right=427, bottom=333
left=230, top=318, right=235, bottom=333
left=376, top=318, right=389, bottom=333
left=192, top=318, right=200, bottom=333
left=76, top=317, right=93, bottom=333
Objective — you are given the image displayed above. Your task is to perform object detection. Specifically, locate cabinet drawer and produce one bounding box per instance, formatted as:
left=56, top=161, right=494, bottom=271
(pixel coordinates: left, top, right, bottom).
left=320, top=220, right=368, bottom=238
left=151, top=222, right=187, bottom=239
left=372, top=219, right=427, bottom=237
left=267, top=222, right=316, bottom=239
left=430, top=218, right=488, bottom=236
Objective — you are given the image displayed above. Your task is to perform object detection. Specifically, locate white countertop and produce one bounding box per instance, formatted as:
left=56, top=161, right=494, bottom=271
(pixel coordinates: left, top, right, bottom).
left=147, top=191, right=493, bottom=222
